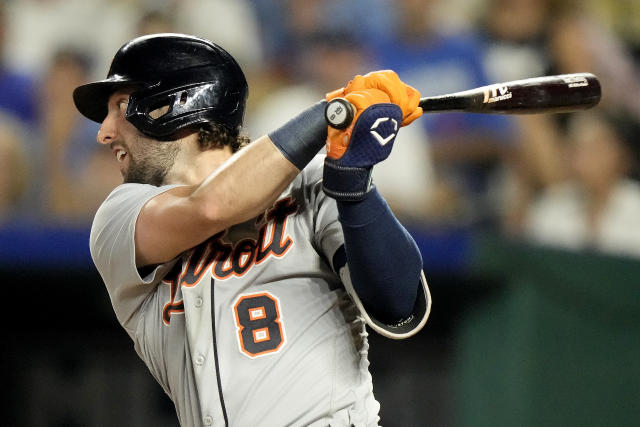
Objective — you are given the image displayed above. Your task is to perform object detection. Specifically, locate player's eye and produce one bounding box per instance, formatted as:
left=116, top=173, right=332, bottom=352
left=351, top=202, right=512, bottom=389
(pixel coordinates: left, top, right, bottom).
left=118, top=99, right=129, bottom=112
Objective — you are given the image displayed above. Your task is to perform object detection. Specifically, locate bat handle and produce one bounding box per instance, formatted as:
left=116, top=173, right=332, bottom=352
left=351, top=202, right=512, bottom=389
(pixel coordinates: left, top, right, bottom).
left=325, top=98, right=355, bottom=129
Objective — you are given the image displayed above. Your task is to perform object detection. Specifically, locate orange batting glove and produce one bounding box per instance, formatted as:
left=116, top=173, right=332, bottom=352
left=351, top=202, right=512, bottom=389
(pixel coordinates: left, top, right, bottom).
left=326, top=70, right=423, bottom=126
left=325, top=88, right=391, bottom=159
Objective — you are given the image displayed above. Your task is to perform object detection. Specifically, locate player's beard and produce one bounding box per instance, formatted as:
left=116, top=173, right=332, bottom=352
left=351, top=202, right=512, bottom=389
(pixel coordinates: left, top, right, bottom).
left=123, top=136, right=181, bottom=186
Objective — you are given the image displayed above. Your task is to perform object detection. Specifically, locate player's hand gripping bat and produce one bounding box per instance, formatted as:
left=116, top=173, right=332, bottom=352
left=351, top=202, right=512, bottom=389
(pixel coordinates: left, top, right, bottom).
left=325, top=73, right=601, bottom=129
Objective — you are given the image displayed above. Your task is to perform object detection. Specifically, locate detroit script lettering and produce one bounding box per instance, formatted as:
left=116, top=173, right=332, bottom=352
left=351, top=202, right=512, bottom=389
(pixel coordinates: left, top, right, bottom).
left=161, top=198, right=298, bottom=324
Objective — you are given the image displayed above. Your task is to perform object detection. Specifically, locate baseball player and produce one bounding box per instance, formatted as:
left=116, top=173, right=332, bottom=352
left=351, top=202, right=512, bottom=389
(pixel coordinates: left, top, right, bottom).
left=73, top=33, right=431, bottom=426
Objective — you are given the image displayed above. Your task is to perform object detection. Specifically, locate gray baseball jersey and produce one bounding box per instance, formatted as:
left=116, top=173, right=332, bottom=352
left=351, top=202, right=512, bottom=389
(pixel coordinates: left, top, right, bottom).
left=90, top=156, right=431, bottom=427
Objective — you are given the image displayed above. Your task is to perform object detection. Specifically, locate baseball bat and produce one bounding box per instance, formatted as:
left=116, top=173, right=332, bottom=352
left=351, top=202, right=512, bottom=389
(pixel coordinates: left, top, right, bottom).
left=325, top=73, right=601, bottom=129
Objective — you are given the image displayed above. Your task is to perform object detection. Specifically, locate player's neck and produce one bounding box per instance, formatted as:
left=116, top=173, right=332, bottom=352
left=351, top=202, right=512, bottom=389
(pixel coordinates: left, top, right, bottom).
left=163, top=142, right=234, bottom=186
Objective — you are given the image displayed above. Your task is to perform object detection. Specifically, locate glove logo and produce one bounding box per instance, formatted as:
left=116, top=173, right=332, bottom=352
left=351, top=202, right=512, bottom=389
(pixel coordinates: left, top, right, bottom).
left=369, top=117, right=398, bottom=146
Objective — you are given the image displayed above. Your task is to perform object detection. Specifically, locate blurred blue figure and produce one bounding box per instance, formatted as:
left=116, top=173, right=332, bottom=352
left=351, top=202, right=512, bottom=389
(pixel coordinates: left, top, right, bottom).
left=371, top=0, right=516, bottom=226
left=250, top=0, right=394, bottom=66
left=0, top=65, right=38, bottom=127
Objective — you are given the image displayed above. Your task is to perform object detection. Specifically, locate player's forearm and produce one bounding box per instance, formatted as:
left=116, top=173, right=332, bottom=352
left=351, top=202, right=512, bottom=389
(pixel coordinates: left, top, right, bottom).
left=338, top=188, right=422, bottom=323
left=191, top=100, right=328, bottom=228
left=189, top=136, right=299, bottom=228
left=143, top=144, right=299, bottom=259
left=136, top=138, right=302, bottom=266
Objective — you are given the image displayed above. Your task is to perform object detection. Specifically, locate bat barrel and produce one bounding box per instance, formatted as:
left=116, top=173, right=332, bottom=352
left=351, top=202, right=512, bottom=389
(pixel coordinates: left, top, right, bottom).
left=516, top=73, right=601, bottom=113
left=419, top=73, right=601, bottom=115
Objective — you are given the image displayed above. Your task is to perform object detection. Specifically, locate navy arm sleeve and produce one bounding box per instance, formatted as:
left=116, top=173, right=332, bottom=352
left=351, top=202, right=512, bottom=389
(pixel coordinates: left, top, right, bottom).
left=334, top=187, right=422, bottom=324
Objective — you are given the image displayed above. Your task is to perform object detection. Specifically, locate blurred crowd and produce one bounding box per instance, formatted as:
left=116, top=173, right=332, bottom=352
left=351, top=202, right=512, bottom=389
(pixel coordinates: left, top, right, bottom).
left=2, top=0, right=640, bottom=259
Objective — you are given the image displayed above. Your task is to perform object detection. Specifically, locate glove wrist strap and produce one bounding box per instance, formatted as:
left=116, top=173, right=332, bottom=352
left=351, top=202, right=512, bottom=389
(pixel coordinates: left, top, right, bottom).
left=323, top=160, right=373, bottom=201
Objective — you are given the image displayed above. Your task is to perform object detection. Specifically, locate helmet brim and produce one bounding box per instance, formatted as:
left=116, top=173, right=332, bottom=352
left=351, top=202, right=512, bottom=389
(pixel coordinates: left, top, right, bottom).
left=73, top=77, right=141, bottom=123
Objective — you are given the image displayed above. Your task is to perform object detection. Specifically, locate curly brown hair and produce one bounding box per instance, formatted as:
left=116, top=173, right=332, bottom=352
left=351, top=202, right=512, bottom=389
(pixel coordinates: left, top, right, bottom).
left=197, top=124, right=251, bottom=153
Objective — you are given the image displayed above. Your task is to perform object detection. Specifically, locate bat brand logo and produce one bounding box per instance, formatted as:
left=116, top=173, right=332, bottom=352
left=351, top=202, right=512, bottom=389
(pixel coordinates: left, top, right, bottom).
left=369, top=117, right=398, bottom=146
left=483, top=85, right=512, bottom=103
left=562, top=75, right=589, bottom=88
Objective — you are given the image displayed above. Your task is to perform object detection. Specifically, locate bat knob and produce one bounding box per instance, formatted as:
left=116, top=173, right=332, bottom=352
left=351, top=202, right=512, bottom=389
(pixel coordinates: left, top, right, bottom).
left=325, top=98, right=355, bottom=129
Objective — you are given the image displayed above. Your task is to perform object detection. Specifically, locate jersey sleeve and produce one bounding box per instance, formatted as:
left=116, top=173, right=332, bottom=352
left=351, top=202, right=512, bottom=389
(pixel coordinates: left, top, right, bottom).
left=305, top=156, right=432, bottom=339
left=89, top=183, right=182, bottom=333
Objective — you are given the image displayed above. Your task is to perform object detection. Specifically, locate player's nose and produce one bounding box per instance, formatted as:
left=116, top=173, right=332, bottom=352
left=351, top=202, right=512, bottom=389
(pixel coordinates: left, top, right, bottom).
left=97, top=114, right=118, bottom=145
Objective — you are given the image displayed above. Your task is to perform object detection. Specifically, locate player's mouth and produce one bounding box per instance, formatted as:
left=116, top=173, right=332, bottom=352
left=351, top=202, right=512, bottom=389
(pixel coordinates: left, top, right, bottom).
left=115, top=148, right=127, bottom=162
left=112, top=146, right=130, bottom=175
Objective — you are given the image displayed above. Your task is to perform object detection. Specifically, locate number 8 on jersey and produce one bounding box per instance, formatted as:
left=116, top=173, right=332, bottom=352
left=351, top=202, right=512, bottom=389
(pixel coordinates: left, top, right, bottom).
left=233, top=292, right=286, bottom=358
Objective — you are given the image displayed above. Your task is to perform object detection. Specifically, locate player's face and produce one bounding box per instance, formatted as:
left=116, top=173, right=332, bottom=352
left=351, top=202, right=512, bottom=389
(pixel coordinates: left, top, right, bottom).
left=97, top=89, right=180, bottom=186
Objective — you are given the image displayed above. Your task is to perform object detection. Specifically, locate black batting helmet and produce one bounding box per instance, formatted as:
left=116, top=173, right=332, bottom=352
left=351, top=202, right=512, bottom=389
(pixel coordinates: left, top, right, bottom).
left=73, top=33, right=248, bottom=139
